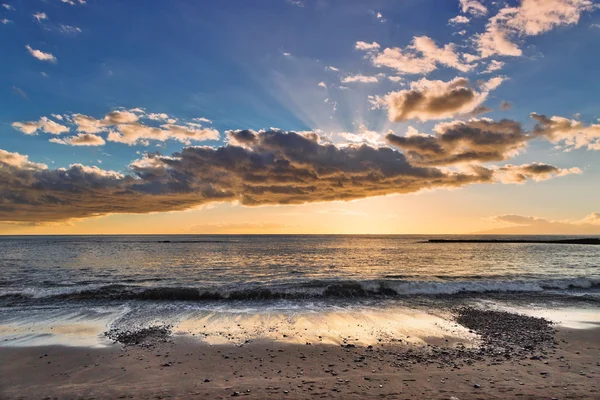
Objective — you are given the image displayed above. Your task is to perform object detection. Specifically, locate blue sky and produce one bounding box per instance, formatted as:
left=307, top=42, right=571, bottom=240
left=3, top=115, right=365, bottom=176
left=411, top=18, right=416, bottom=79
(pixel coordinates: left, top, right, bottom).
left=1, top=0, right=600, bottom=233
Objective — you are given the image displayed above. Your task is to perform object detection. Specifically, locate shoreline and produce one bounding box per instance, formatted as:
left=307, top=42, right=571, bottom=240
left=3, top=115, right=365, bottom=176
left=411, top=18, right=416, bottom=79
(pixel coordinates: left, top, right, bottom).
left=1, top=327, right=598, bottom=399
left=2, top=308, right=599, bottom=399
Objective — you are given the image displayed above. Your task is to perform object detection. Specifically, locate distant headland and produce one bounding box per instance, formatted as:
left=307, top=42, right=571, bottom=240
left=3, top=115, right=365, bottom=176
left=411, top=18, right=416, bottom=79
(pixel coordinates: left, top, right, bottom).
left=428, top=238, right=600, bottom=245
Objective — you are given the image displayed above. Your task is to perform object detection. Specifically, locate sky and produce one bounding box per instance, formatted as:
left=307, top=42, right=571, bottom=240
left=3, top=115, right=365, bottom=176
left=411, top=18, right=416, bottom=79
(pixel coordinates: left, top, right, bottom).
left=1, top=0, right=600, bottom=235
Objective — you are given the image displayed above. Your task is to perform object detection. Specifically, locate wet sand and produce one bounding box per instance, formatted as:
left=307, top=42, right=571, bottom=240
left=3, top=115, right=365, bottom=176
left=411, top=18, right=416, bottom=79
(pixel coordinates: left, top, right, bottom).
left=1, top=326, right=598, bottom=399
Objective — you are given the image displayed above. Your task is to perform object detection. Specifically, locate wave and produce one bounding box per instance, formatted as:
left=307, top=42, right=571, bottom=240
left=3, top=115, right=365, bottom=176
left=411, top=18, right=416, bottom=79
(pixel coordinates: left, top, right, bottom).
left=2, top=277, right=600, bottom=303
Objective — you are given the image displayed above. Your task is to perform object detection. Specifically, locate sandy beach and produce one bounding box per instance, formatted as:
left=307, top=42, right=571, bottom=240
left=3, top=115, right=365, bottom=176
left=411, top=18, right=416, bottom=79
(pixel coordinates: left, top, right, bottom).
left=2, top=308, right=599, bottom=400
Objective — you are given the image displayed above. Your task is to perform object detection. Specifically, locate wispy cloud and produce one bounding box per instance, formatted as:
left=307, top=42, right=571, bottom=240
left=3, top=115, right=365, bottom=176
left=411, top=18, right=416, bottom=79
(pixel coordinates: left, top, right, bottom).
left=61, top=0, right=86, bottom=5
left=459, top=0, right=488, bottom=17
left=478, top=0, right=596, bottom=58
left=11, top=86, right=28, bottom=99
left=33, top=12, right=47, bottom=22
left=59, top=24, right=82, bottom=34
left=50, top=133, right=106, bottom=146
left=480, top=213, right=600, bottom=234
left=341, top=74, right=379, bottom=84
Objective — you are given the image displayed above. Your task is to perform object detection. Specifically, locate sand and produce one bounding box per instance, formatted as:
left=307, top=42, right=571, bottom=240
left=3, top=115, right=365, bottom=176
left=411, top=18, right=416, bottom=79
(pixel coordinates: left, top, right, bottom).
left=1, top=326, right=598, bottom=399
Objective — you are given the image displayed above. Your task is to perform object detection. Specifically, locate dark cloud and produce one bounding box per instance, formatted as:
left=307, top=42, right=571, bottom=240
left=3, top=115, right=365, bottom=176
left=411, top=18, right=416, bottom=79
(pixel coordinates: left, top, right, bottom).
left=385, top=77, right=504, bottom=122
left=531, top=113, right=600, bottom=151
left=227, top=129, right=258, bottom=147
left=0, top=131, right=493, bottom=222
left=0, top=130, right=581, bottom=223
left=386, top=118, right=529, bottom=166
left=469, top=105, right=493, bottom=116
left=500, top=101, right=512, bottom=110
left=493, top=163, right=581, bottom=183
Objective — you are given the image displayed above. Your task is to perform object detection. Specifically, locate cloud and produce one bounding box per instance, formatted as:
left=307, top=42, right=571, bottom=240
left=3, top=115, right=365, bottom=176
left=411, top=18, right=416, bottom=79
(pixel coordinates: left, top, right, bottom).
left=0, top=149, right=46, bottom=170
left=107, top=122, right=219, bottom=145
left=500, top=101, right=513, bottom=110
left=483, top=75, right=505, bottom=91
left=2, top=4, right=15, bottom=10
left=364, top=36, right=475, bottom=75
left=480, top=212, right=600, bottom=234
left=12, top=117, right=69, bottom=135
left=582, top=212, right=600, bottom=224
left=148, top=113, right=170, bottom=121
left=325, top=66, right=339, bottom=72
left=341, top=74, right=379, bottom=83
left=11, top=86, right=28, bottom=99
left=0, top=131, right=504, bottom=222
left=33, top=12, right=47, bottom=22
left=387, top=112, right=600, bottom=168
left=72, top=114, right=105, bottom=133
left=531, top=113, right=600, bottom=150
left=72, top=110, right=140, bottom=134
left=384, top=76, right=505, bottom=122
left=468, top=105, right=493, bottom=116
left=59, top=24, right=81, bottom=34
left=462, top=53, right=480, bottom=63
left=482, top=60, right=505, bottom=74
left=459, top=0, right=488, bottom=17
left=505, top=0, right=596, bottom=36
left=355, top=41, right=380, bottom=52
left=1, top=129, right=579, bottom=223
left=337, top=124, right=385, bottom=146
left=478, top=18, right=523, bottom=58
left=61, top=0, right=86, bottom=4
left=317, top=81, right=327, bottom=88
left=50, top=133, right=106, bottom=146
left=493, top=162, right=581, bottom=183
left=478, top=0, right=597, bottom=58
left=449, top=15, right=470, bottom=25
left=14, top=109, right=219, bottom=146
left=386, top=118, right=530, bottom=166
left=25, top=45, right=56, bottom=62
left=1, top=18, right=11, bottom=24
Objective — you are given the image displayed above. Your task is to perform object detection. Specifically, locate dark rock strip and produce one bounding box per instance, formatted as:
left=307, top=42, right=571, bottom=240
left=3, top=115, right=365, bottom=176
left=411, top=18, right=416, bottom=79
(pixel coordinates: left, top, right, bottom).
left=356, top=307, right=559, bottom=369
left=104, top=324, right=173, bottom=347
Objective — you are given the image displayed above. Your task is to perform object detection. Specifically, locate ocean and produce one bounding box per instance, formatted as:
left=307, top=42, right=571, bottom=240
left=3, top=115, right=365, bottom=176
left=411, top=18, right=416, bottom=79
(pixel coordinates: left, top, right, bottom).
left=1, top=235, right=599, bottom=347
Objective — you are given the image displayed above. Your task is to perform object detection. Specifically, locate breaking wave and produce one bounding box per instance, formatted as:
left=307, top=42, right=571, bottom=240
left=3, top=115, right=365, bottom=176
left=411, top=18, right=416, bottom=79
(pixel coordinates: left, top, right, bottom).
left=2, top=277, right=600, bottom=303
